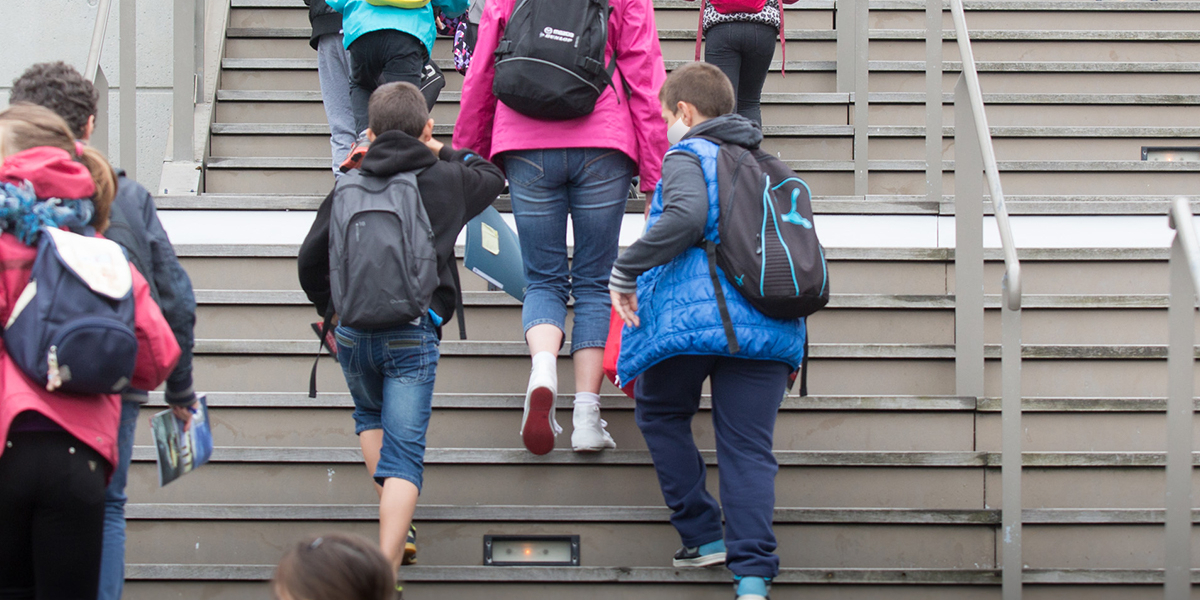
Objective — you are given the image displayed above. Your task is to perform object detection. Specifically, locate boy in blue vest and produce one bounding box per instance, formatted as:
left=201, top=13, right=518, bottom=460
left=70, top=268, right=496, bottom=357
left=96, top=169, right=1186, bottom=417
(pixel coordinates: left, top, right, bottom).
left=609, top=62, right=806, bottom=600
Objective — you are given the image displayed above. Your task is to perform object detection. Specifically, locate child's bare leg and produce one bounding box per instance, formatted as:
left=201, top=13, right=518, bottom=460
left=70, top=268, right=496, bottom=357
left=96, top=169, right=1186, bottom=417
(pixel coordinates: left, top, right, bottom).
left=359, top=429, right=385, bottom=497
left=379, top=478, right=420, bottom=571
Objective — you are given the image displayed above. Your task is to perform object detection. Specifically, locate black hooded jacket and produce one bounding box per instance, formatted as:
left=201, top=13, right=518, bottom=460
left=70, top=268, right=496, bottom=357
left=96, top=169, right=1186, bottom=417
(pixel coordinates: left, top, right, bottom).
left=304, top=0, right=343, bottom=49
left=298, top=130, right=505, bottom=328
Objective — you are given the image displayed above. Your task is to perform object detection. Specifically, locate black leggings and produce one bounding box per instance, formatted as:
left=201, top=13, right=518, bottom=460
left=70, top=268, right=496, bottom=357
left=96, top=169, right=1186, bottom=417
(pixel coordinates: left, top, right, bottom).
left=705, top=21, right=778, bottom=126
left=0, top=431, right=107, bottom=600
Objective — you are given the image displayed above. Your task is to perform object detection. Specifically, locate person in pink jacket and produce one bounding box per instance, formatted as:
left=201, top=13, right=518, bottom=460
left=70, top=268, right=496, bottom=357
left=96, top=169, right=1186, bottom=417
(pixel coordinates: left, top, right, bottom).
left=454, top=0, right=668, bottom=456
left=0, top=104, right=181, bottom=599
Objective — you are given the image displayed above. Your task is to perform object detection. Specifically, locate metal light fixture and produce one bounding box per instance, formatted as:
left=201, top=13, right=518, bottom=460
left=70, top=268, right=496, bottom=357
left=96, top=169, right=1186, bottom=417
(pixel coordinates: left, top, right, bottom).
left=1142, top=146, right=1200, bottom=162
left=483, top=535, right=581, bottom=566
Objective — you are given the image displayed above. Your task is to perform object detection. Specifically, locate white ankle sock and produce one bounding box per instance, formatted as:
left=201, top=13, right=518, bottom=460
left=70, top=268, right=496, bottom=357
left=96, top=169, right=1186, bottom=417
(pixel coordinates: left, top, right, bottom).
left=573, top=392, right=601, bottom=408
left=531, top=351, right=556, bottom=373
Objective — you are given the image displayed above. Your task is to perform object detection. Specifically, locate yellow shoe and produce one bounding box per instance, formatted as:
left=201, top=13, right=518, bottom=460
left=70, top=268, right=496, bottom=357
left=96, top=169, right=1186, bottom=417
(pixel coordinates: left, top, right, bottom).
left=402, top=524, right=417, bottom=565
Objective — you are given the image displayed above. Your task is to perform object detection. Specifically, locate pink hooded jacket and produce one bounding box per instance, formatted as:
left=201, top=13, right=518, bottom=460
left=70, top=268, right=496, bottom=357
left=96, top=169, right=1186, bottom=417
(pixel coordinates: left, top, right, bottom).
left=0, top=148, right=181, bottom=478
left=453, top=0, right=670, bottom=192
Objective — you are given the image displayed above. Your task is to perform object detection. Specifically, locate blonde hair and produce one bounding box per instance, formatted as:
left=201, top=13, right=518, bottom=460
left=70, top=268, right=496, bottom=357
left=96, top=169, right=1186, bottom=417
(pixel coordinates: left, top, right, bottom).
left=0, top=103, right=116, bottom=232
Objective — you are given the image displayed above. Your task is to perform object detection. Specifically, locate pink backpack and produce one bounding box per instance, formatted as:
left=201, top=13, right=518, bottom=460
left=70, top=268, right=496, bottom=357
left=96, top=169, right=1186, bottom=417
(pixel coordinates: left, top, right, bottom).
left=693, top=0, right=798, bottom=76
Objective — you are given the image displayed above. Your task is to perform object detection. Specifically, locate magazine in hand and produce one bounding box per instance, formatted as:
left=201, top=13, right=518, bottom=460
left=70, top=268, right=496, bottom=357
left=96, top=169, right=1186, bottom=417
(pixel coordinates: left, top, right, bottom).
left=150, top=394, right=213, bottom=486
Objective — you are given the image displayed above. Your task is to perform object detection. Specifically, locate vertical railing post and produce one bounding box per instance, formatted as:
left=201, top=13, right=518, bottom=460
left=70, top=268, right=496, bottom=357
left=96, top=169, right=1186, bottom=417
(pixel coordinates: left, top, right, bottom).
left=925, top=0, right=942, bottom=208
left=836, top=0, right=855, bottom=93
left=85, top=0, right=113, bottom=156
left=173, top=0, right=196, bottom=162
left=93, top=70, right=110, bottom=156
left=852, top=0, right=868, bottom=196
left=954, top=74, right=984, bottom=399
left=1164, top=201, right=1195, bottom=600
left=195, top=0, right=205, bottom=104
left=1001, top=283, right=1023, bottom=600
left=119, top=0, right=136, bottom=178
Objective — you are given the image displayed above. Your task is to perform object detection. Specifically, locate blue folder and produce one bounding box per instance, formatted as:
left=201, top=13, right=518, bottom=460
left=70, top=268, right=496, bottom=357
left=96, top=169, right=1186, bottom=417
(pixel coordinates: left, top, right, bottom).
left=464, top=206, right=527, bottom=302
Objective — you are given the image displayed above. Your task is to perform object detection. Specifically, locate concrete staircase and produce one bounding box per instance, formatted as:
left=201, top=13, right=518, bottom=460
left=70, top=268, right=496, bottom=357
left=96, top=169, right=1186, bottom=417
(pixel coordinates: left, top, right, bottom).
left=125, top=0, right=1200, bottom=597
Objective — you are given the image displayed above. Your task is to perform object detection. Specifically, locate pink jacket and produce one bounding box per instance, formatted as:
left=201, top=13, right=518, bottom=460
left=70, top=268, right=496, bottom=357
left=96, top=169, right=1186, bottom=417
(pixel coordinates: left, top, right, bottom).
left=453, top=0, right=670, bottom=192
left=0, top=233, right=181, bottom=476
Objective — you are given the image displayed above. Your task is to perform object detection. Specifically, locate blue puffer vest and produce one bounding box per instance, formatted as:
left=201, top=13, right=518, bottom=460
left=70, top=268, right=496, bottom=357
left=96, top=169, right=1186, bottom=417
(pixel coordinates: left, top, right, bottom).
left=617, top=137, right=806, bottom=385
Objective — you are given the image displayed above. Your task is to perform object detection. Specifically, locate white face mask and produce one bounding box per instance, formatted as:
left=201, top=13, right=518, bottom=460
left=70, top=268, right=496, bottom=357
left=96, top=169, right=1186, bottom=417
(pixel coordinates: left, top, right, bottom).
left=666, top=116, right=691, bottom=145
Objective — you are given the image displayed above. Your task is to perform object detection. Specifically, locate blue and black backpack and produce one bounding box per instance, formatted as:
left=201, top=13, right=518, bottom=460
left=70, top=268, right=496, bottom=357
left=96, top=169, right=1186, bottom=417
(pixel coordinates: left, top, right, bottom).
left=4, top=227, right=139, bottom=395
left=704, top=139, right=829, bottom=324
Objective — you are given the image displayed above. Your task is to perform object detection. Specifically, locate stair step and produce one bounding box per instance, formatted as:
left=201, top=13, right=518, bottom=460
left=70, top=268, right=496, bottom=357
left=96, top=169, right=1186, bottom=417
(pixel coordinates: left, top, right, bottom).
left=170, top=244, right=1173, bottom=261
left=224, top=27, right=1200, bottom=42
left=128, top=503, right=992, bottom=523
left=210, top=121, right=1200, bottom=139
left=214, top=89, right=1200, bottom=106
left=129, top=503, right=1200, bottom=525
left=189, top=289, right=1185, bottom=310
left=129, top=445, right=1200, bottom=468
left=153, top=193, right=1200, bottom=216
left=228, top=0, right=1200, bottom=11
left=203, top=155, right=1200, bottom=173
left=190, top=338, right=1200, bottom=360
left=143, top=391, right=1200, bottom=413
left=220, top=57, right=1200, bottom=74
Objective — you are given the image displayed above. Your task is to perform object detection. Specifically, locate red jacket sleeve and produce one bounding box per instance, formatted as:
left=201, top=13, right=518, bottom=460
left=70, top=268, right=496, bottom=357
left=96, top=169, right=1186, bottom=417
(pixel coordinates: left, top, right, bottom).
left=129, top=263, right=181, bottom=391
left=452, top=0, right=507, bottom=158
left=615, top=0, right=670, bottom=192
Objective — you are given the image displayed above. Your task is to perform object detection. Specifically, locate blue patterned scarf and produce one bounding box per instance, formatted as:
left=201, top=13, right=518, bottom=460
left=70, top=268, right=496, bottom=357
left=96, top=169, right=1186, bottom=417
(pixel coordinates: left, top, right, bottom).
left=0, top=181, right=95, bottom=246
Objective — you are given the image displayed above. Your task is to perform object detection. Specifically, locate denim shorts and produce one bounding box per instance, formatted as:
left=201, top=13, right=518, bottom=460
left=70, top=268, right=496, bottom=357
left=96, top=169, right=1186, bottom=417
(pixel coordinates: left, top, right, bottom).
left=335, top=319, right=439, bottom=490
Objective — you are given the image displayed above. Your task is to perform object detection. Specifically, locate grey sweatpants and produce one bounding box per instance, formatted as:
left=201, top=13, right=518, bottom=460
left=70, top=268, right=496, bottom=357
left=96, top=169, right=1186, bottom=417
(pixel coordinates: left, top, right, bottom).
left=317, top=33, right=357, bottom=173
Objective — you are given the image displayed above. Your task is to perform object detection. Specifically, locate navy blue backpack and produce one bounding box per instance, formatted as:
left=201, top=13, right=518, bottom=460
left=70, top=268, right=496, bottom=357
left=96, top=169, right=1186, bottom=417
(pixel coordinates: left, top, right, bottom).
left=4, top=227, right=138, bottom=394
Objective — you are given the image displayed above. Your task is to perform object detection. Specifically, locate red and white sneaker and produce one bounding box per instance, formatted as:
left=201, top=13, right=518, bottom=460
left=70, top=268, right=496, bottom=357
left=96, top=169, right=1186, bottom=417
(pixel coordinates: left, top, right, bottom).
left=520, top=360, right=560, bottom=455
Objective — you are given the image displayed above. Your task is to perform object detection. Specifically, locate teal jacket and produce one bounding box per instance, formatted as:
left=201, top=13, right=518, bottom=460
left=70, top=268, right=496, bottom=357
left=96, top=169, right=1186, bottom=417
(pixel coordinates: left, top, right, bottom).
left=328, top=0, right=468, bottom=54
left=616, top=137, right=806, bottom=385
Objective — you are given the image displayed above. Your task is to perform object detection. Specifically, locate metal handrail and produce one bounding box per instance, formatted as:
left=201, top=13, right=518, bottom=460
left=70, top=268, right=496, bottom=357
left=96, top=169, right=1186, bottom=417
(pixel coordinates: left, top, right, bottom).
left=1164, top=196, right=1198, bottom=600
left=1168, top=197, right=1200, bottom=296
left=84, top=0, right=113, bottom=83
left=948, top=0, right=1021, bottom=310
left=944, top=2, right=1023, bottom=599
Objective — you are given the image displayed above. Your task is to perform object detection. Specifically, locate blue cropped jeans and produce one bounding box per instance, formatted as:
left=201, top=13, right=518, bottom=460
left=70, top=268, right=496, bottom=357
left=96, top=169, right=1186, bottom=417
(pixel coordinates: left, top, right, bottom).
left=336, top=319, right=439, bottom=490
left=504, top=148, right=635, bottom=352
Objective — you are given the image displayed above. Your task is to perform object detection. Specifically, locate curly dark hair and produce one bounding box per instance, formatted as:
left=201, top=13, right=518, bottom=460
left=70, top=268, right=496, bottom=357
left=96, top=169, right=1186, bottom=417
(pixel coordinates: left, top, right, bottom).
left=9, top=62, right=99, bottom=140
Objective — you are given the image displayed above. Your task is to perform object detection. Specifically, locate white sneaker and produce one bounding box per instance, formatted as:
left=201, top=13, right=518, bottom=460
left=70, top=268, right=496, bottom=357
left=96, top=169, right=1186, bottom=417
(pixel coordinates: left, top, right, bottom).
left=520, top=360, right=560, bottom=455
left=571, top=404, right=616, bottom=452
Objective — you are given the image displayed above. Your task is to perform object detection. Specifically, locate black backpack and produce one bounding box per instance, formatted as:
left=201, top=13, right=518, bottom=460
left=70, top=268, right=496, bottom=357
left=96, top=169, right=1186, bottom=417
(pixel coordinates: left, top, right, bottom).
left=492, top=0, right=618, bottom=120
left=689, top=138, right=827, bottom=370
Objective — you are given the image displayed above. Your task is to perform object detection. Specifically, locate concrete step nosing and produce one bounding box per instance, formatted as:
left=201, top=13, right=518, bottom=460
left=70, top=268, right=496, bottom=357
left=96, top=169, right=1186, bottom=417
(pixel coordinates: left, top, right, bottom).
left=123, top=564, right=1200, bottom=584
left=172, top=245, right=1175, bottom=261
left=124, top=504, right=1200, bottom=525
left=127, top=446, right=1200, bottom=468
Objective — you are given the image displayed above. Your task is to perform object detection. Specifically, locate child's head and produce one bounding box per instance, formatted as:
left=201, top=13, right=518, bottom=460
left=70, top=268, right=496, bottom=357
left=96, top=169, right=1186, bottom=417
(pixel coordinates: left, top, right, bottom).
left=367, top=82, right=433, bottom=141
left=658, top=62, right=735, bottom=127
left=0, top=103, right=116, bottom=232
left=273, top=533, right=397, bottom=600
left=9, top=61, right=99, bottom=141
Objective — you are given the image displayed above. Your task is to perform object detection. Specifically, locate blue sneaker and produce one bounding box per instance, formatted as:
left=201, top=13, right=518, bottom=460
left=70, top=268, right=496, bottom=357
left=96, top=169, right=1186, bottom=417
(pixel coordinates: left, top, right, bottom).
left=734, top=576, right=771, bottom=600
left=672, top=539, right=726, bottom=568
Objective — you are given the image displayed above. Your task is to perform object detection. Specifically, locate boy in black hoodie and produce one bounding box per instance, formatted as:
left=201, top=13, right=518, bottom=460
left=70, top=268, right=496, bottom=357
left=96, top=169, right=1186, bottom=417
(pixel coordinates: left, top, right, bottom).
left=298, top=81, right=504, bottom=574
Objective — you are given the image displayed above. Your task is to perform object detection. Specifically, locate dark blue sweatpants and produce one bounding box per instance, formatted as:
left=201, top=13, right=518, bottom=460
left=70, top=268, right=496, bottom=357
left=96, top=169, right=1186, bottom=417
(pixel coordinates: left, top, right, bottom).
left=634, top=354, right=791, bottom=578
